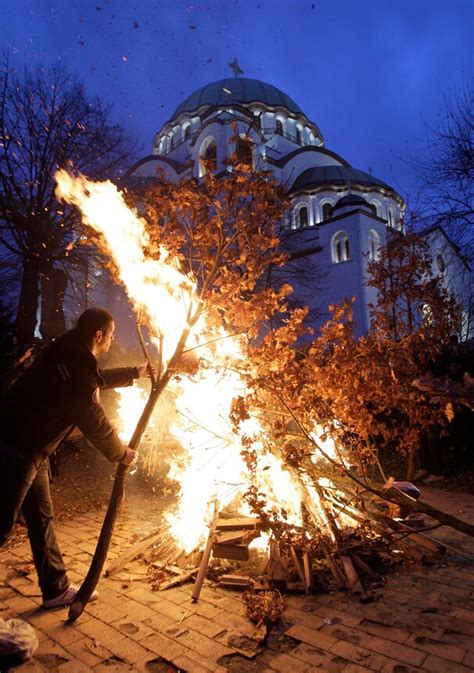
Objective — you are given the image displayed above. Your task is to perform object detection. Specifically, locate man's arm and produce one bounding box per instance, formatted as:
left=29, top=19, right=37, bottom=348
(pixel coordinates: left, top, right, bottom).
left=100, top=367, right=136, bottom=389
left=74, top=390, right=128, bottom=463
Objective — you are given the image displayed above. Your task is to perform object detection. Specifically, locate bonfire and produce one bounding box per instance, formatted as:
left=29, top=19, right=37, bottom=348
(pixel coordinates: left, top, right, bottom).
left=55, top=165, right=473, bottom=635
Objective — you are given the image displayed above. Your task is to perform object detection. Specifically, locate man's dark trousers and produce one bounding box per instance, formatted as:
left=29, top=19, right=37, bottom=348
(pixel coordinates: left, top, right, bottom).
left=0, top=441, right=69, bottom=600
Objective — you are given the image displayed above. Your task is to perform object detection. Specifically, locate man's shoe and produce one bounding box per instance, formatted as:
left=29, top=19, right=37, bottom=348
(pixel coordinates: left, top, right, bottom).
left=42, top=584, right=99, bottom=609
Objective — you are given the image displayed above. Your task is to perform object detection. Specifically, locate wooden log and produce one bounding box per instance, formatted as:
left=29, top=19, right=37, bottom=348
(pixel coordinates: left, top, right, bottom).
left=216, top=517, right=261, bottom=531
left=159, top=568, right=199, bottom=591
left=340, top=555, right=363, bottom=594
left=191, top=503, right=219, bottom=602
left=106, top=527, right=166, bottom=576
left=303, top=552, right=314, bottom=591
left=290, top=546, right=306, bottom=586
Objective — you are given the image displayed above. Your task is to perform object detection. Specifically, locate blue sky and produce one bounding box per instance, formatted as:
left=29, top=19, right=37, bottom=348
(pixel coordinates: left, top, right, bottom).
left=2, top=0, right=472, bottom=202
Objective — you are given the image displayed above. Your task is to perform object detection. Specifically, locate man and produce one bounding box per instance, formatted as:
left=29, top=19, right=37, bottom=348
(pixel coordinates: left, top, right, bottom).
left=0, top=307, right=149, bottom=608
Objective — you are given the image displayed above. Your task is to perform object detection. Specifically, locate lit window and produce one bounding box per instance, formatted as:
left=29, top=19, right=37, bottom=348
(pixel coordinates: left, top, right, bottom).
left=275, top=119, right=284, bottom=135
left=322, top=203, right=333, bottom=221
left=368, top=229, right=381, bottom=261
left=298, top=206, right=308, bottom=228
left=332, top=231, right=350, bottom=263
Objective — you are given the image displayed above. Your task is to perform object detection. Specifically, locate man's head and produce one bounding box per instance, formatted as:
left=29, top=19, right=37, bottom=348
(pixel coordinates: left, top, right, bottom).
left=77, top=308, right=115, bottom=356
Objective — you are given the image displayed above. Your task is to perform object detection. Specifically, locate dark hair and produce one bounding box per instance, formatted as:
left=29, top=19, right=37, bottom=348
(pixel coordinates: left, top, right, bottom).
left=76, top=307, right=114, bottom=342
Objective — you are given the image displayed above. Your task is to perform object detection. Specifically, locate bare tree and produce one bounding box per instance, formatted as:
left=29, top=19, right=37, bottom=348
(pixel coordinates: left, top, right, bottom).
left=0, top=58, right=138, bottom=347
left=408, top=79, right=473, bottom=260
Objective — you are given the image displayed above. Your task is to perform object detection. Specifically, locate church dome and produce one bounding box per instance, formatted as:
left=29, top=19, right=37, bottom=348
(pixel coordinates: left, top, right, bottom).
left=292, top=166, right=394, bottom=193
left=171, top=77, right=305, bottom=118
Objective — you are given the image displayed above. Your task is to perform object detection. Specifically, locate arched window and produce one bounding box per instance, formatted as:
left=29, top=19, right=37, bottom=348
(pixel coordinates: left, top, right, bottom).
left=253, top=112, right=262, bottom=129
left=322, top=202, right=333, bottom=221
left=332, top=231, right=350, bottom=264
left=183, top=124, right=191, bottom=141
left=169, top=135, right=175, bottom=151
left=199, top=137, right=217, bottom=175
left=295, top=127, right=302, bottom=144
left=387, top=208, right=395, bottom=228
left=275, top=119, right=284, bottom=135
left=436, top=254, right=446, bottom=273
left=368, top=229, right=381, bottom=261
left=297, top=205, right=308, bottom=228
left=370, top=200, right=382, bottom=217
left=236, top=136, right=253, bottom=166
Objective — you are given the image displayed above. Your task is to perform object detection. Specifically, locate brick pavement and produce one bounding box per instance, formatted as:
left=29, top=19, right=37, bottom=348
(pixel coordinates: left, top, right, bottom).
left=0, top=486, right=473, bottom=673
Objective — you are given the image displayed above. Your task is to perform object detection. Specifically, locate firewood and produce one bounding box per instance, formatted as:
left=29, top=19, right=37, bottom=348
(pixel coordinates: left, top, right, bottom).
left=212, top=542, right=250, bottom=561
left=267, top=541, right=288, bottom=583
left=340, top=555, right=363, bottom=594
left=215, top=529, right=260, bottom=545
left=216, top=517, right=262, bottom=531
left=191, top=502, right=219, bottom=602
left=159, top=568, right=199, bottom=590
left=219, top=574, right=251, bottom=589
left=106, top=526, right=166, bottom=576
left=303, top=552, right=314, bottom=591
left=290, top=546, right=306, bottom=585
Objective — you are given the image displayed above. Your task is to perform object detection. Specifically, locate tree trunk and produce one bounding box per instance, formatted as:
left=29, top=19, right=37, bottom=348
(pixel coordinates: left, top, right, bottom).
left=40, top=264, right=68, bottom=342
left=15, top=256, right=40, bottom=348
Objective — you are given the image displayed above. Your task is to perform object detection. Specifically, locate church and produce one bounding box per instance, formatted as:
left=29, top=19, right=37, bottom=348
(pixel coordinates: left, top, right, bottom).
left=125, top=75, right=471, bottom=338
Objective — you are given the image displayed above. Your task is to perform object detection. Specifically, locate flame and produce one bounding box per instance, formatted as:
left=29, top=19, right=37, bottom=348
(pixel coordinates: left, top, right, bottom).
left=55, top=169, right=350, bottom=553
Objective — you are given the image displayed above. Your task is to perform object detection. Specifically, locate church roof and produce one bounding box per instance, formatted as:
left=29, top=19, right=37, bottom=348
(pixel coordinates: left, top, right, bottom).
left=292, top=166, right=394, bottom=192
left=333, top=193, right=370, bottom=210
left=171, top=77, right=304, bottom=118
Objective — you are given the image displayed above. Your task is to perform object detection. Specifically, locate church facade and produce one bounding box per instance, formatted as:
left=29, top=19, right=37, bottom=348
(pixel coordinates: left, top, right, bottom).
left=126, top=77, right=471, bottom=338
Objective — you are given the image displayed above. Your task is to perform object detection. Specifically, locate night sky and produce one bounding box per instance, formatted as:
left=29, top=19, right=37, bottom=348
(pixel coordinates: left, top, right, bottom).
left=2, top=0, right=472, bottom=201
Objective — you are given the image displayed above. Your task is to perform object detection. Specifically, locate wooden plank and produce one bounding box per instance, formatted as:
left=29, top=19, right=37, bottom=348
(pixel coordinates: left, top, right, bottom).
left=340, top=555, right=364, bottom=594
left=212, top=542, right=249, bottom=561
left=290, top=546, right=306, bottom=585
left=215, top=529, right=261, bottom=545
left=105, top=527, right=165, bottom=577
left=216, top=517, right=261, bottom=531
left=303, top=552, right=314, bottom=591
left=159, top=568, right=199, bottom=590
left=218, top=574, right=251, bottom=589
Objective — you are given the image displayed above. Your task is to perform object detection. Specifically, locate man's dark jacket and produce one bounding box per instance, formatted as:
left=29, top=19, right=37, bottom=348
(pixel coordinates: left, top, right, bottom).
left=0, top=329, right=135, bottom=463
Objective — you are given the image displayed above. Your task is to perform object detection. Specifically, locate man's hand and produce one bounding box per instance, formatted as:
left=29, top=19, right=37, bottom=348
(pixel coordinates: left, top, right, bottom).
left=135, top=362, right=157, bottom=379
left=121, top=447, right=138, bottom=466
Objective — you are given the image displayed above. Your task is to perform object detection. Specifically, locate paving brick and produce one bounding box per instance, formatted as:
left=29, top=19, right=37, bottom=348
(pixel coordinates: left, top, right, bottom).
left=182, top=613, right=228, bottom=639
left=350, top=630, right=427, bottom=667
left=173, top=652, right=216, bottom=672
left=358, top=618, right=410, bottom=643
left=285, top=606, right=326, bottom=631
left=285, top=624, right=338, bottom=651
left=105, top=635, right=151, bottom=664
left=329, top=639, right=390, bottom=672
left=83, top=601, right=126, bottom=623
left=63, top=636, right=115, bottom=667
left=269, top=652, right=311, bottom=672
left=442, top=630, right=474, bottom=654
left=421, top=654, right=473, bottom=673
left=380, top=662, right=424, bottom=673
left=112, top=619, right=155, bottom=641
left=46, top=621, right=88, bottom=648
left=407, top=634, right=466, bottom=663
left=290, top=642, right=327, bottom=667
left=74, top=616, right=124, bottom=649
left=212, top=609, right=257, bottom=637
left=175, top=627, right=234, bottom=660
left=57, top=659, right=93, bottom=672
left=343, top=664, right=376, bottom=673
left=463, top=650, right=474, bottom=667
left=139, top=632, right=187, bottom=660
